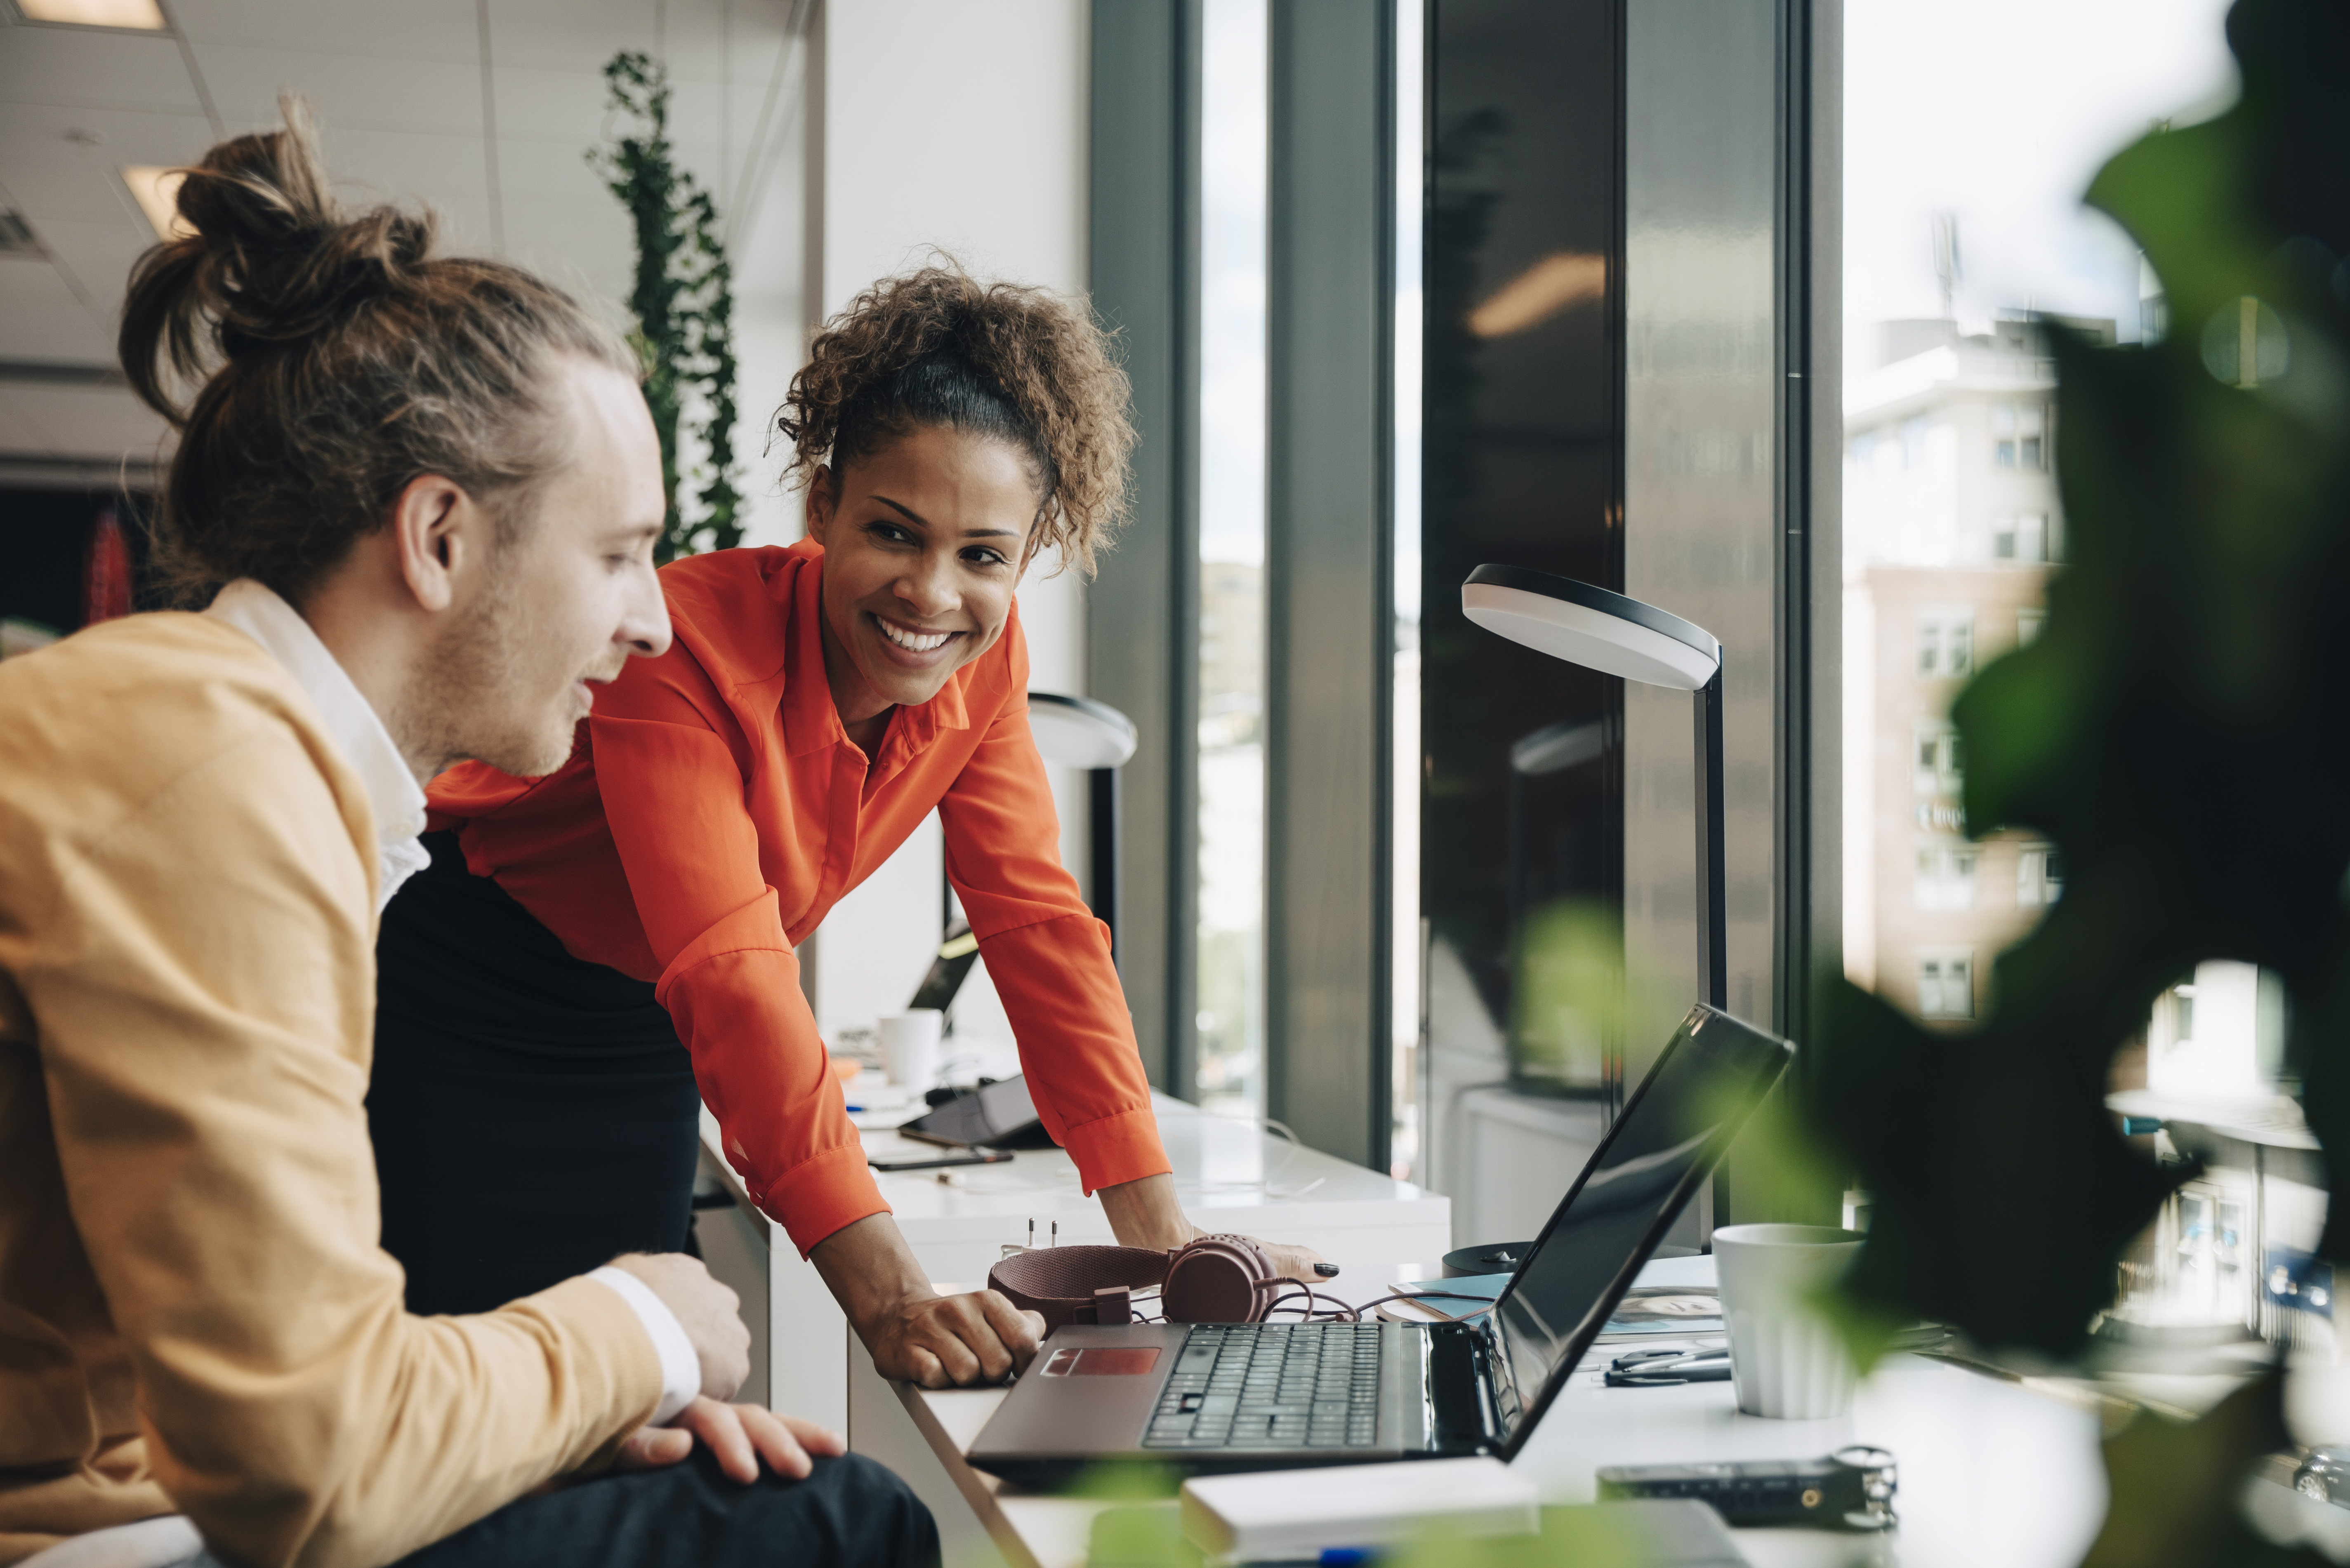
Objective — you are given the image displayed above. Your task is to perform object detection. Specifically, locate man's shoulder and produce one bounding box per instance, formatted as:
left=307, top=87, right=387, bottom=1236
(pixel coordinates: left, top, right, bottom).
left=0, top=611, right=312, bottom=760
left=0, top=612, right=354, bottom=864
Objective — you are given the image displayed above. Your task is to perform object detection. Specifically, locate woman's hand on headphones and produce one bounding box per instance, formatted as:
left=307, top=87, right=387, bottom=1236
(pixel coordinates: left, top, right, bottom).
left=1251, top=1237, right=1332, bottom=1285
left=1099, top=1172, right=1332, bottom=1283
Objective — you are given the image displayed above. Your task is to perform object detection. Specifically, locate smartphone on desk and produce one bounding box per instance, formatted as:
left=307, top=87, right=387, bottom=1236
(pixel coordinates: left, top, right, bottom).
left=867, top=1147, right=1017, bottom=1173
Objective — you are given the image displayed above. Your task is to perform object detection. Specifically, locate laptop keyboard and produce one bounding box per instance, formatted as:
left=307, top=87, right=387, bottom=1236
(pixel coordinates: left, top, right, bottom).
left=1142, top=1323, right=1382, bottom=1449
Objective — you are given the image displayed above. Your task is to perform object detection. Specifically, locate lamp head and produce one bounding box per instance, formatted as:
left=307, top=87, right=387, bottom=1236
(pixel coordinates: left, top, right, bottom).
left=1028, top=691, right=1138, bottom=769
left=1461, top=564, right=1720, bottom=691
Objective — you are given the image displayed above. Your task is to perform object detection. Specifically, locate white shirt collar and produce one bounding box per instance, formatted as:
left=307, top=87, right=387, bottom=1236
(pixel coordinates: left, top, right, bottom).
left=206, top=579, right=431, bottom=911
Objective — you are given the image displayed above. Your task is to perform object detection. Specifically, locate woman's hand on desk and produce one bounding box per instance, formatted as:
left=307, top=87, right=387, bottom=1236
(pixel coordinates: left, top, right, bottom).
left=810, top=1211, right=1047, bottom=1387
left=615, top=1398, right=845, bottom=1483
left=1098, top=1172, right=1332, bottom=1283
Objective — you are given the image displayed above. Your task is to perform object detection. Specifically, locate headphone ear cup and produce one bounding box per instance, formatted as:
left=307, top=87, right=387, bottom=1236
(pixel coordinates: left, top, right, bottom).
left=1162, top=1234, right=1281, bottom=1323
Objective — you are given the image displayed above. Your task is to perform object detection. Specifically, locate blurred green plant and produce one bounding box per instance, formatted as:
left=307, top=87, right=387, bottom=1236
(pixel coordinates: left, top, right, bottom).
left=590, top=50, right=745, bottom=562
left=1803, top=0, right=2350, bottom=1557
left=1512, top=897, right=1628, bottom=1091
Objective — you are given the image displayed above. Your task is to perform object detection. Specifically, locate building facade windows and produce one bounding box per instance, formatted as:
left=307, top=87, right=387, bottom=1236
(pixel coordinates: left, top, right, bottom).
left=1915, top=843, right=1980, bottom=911
left=1916, top=608, right=1975, bottom=678
left=1917, top=949, right=1976, bottom=1020
left=1914, top=720, right=1963, bottom=795
left=2018, top=843, right=2065, bottom=907
left=1992, top=401, right=2048, bottom=471
left=1993, top=512, right=2051, bottom=563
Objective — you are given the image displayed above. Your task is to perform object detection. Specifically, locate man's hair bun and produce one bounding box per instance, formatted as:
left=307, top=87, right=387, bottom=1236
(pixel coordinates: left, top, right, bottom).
left=119, top=97, right=639, bottom=604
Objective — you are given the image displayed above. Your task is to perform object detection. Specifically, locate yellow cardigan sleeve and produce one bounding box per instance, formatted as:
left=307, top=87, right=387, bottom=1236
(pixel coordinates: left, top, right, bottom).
left=23, top=727, right=662, bottom=1568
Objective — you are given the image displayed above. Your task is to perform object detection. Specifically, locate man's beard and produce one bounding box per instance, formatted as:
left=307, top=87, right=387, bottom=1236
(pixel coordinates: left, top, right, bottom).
left=405, top=573, right=580, bottom=780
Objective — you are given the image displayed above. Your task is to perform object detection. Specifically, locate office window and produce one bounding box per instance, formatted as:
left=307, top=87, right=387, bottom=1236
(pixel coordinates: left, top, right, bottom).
left=1916, top=950, right=1975, bottom=1020
left=1913, top=721, right=1963, bottom=796
left=1195, top=0, right=1269, bottom=1116
left=1916, top=608, right=1974, bottom=678
left=1915, top=843, right=1979, bottom=911
left=2018, top=843, right=2065, bottom=906
left=1839, top=0, right=2229, bottom=1023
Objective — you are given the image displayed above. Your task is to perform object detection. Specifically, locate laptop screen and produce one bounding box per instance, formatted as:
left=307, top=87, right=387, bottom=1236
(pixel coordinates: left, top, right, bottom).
left=1482, top=1005, right=1793, bottom=1451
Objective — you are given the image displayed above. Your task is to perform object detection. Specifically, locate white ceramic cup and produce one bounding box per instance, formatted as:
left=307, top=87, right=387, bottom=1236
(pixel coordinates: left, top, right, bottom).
left=879, top=1009, right=943, bottom=1092
left=1713, top=1223, right=1865, bottom=1420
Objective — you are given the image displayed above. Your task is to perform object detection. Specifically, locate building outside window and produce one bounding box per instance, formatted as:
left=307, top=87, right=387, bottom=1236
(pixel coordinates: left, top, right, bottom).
left=1195, top=0, right=1269, bottom=1116
left=1916, top=949, right=1976, bottom=1020
left=1840, top=0, right=2231, bottom=1036
left=1916, top=607, right=1975, bottom=678
left=2017, top=843, right=2065, bottom=906
left=1915, top=843, right=1979, bottom=911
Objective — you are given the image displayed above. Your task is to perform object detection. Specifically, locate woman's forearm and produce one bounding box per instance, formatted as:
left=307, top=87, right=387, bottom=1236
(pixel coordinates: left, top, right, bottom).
left=1097, top=1172, right=1197, bottom=1251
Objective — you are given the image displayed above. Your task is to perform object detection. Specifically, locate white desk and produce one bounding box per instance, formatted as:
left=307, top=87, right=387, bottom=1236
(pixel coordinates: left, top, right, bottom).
left=695, top=1092, right=1452, bottom=1435
left=859, top=1258, right=2127, bottom=1568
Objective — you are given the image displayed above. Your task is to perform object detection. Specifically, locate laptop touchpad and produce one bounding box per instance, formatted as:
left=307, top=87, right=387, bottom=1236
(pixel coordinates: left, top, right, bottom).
left=1041, top=1347, right=1163, bottom=1376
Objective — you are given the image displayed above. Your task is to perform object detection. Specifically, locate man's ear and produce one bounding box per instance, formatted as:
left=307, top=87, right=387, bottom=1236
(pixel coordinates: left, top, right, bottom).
left=388, top=473, right=476, bottom=613
left=803, top=465, right=837, bottom=547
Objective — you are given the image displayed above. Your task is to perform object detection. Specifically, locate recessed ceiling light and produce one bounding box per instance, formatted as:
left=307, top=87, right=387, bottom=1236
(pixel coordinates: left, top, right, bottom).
left=121, top=165, right=190, bottom=241
left=12, top=0, right=168, bottom=28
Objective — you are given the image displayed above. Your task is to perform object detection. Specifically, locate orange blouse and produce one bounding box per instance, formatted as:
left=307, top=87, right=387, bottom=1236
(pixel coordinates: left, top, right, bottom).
left=427, top=541, right=1169, bottom=1256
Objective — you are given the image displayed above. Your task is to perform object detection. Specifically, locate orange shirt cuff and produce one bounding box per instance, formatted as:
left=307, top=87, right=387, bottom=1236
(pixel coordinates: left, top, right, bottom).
left=1061, top=1106, right=1172, bottom=1196
left=758, top=1144, right=891, bottom=1258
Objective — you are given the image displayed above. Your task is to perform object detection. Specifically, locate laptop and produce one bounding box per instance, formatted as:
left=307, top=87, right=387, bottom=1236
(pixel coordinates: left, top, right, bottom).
left=966, top=1003, right=1793, bottom=1485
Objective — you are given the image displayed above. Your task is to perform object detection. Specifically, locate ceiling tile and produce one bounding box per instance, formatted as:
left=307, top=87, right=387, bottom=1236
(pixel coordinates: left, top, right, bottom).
left=199, top=45, right=485, bottom=135
left=0, top=259, right=112, bottom=360
left=171, top=0, right=476, bottom=63
left=0, top=24, right=202, bottom=116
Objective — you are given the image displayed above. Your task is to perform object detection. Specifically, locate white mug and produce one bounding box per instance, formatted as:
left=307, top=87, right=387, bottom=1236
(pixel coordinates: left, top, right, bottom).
left=879, top=1009, right=943, bottom=1092
left=1713, top=1223, right=1865, bottom=1420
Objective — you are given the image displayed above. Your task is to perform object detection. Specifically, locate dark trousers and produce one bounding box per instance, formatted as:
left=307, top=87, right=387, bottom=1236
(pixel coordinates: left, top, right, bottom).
left=371, top=832, right=705, bottom=1315
left=390, top=1450, right=937, bottom=1568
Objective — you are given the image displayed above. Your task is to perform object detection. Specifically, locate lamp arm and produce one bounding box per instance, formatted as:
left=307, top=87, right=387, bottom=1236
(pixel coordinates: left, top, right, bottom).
left=1694, top=664, right=1727, bottom=1012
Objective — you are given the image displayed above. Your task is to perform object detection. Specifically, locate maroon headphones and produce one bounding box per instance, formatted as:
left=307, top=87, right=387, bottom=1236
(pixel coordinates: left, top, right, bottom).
left=989, top=1234, right=1353, bottom=1329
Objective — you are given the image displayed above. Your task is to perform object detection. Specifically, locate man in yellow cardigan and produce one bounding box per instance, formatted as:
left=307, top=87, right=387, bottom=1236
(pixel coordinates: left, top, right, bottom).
left=0, top=110, right=933, bottom=1568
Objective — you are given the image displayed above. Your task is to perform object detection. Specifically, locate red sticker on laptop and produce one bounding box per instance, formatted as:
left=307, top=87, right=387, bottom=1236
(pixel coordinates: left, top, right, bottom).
left=1040, top=1347, right=1163, bottom=1377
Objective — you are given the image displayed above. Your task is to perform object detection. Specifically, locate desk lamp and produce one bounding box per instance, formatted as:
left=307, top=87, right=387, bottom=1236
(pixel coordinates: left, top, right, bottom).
left=1461, top=564, right=1726, bottom=1009
left=1026, top=692, right=1139, bottom=964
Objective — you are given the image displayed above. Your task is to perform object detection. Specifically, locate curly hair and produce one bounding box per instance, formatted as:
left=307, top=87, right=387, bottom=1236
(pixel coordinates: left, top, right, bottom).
left=775, top=263, right=1134, bottom=577
left=120, top=97, right=636, bottom=604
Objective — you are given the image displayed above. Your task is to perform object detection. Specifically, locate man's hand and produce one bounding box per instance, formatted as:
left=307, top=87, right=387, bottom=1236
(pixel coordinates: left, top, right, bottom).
left=608, top=1252, right=750, bottom=1401
left=1099, top=1172, right=1331, bottom=1283
left=613, top=1398, right=845, bottom=1483
left=810, top=1212, right=1046, bottom=1387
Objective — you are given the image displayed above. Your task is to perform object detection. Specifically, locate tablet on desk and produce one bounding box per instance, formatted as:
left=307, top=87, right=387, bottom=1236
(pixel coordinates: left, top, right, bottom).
left=898, top=1075, right=1052, bottom=1149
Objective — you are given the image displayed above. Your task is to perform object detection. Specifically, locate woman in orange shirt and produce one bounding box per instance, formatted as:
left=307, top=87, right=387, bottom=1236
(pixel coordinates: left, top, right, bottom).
left=369, top=267, right=1315, bottom=1386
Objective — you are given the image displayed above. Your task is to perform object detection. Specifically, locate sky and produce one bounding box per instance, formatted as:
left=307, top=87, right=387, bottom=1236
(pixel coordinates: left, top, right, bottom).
left=1844, top=0, right=2239, bottom=374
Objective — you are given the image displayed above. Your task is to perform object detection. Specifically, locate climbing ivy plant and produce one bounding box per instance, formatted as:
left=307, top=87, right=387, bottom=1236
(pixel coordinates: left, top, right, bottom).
left=1803, top=0, right=2350, bottom=1559
left=590, top=50, right=744, bottom=562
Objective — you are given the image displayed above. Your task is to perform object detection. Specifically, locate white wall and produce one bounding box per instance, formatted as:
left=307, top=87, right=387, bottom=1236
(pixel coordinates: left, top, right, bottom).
left=808, top=0, right=1096, bottom=1051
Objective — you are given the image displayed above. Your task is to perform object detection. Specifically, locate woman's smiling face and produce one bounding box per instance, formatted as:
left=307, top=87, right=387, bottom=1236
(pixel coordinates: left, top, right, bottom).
left=804, top=424, right=1039, bottom=726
